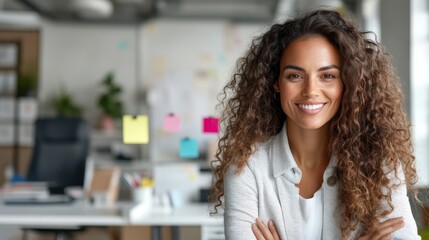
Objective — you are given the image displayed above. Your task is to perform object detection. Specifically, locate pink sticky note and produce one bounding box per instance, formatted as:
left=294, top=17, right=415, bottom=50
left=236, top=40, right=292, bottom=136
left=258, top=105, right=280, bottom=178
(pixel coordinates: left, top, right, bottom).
left=203, top=117, right=219, bottom=133
left=163, top=114, right=181, bottom=132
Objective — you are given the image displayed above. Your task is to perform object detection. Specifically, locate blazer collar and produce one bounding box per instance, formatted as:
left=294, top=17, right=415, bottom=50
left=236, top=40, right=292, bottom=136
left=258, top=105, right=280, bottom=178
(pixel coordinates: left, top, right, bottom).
left=272, top=123, right=338, bottom=182
left=272, top=123, right=299, bottom=178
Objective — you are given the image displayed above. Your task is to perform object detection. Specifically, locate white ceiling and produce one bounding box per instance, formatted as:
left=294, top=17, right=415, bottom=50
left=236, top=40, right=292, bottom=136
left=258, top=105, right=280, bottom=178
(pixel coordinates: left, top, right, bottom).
left=0, top=0, right=361, bottom=25
left=1, top=0, right=280, bottom=23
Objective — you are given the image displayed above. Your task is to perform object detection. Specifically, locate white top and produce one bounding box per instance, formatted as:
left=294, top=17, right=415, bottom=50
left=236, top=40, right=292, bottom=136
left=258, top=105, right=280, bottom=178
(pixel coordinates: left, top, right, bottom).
left=299, top=188, right=323, bottom=240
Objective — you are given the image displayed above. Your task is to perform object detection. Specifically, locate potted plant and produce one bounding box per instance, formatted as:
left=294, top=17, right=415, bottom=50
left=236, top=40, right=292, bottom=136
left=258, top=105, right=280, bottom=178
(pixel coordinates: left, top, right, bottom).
left=97, top=72, right=123, bottom=132
left=49, top=87, right=83, bottom=117
left=17, top=72, right=38, bottom=97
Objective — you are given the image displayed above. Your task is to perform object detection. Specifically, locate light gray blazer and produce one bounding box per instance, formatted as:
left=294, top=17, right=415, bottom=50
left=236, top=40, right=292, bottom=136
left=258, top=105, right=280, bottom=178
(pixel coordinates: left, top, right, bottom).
left=224, top=125, right=420, bottom=240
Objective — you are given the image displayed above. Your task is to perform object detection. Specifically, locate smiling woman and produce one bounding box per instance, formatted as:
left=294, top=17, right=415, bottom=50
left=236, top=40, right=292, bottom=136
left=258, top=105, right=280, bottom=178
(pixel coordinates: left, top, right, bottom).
left=210, top=9, right=420, bottom=240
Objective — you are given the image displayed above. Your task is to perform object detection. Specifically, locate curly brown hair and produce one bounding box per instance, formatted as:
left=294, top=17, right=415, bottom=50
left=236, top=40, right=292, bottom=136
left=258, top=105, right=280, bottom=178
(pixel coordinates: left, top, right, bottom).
left=210, top=9, right=418, bottom=239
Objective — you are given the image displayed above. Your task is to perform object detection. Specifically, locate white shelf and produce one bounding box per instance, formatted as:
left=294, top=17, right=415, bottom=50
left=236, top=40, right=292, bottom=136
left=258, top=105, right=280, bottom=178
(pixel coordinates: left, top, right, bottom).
left=91, top=129, right=122, bottom=140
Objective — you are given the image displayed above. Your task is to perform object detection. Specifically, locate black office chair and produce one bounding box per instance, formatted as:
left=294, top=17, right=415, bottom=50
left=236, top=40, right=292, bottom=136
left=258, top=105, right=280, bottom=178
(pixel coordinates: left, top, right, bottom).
left=27, top=117, right=89, bottom=193
left=23, top=117, right=90, bottom=240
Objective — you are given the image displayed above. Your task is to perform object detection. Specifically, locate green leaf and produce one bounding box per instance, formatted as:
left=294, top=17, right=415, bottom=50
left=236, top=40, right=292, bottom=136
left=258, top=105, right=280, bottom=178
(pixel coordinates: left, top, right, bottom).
left=97, top=72, right=123, bottom=120
left=49, top=87, right=83, bottom=117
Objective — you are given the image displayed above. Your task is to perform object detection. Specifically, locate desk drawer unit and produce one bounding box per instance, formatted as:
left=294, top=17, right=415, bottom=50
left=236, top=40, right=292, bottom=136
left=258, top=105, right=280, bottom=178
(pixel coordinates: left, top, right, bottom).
left=201, top=225, right=225, bottom=240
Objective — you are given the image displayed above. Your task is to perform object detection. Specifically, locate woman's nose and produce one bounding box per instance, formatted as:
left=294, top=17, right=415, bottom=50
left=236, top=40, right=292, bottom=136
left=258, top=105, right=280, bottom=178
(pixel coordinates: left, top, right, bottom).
left=301, top=78, right=319, bottom=98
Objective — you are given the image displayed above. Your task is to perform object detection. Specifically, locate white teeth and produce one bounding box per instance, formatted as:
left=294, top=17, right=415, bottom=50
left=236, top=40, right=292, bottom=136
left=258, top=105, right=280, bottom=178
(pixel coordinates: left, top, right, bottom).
left=298, top=104, right=324, bottom=110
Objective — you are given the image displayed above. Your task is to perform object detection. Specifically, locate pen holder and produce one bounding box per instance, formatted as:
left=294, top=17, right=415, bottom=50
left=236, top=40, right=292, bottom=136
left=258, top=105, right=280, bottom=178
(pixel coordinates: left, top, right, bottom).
left=132, top=186, right=153, bottom=205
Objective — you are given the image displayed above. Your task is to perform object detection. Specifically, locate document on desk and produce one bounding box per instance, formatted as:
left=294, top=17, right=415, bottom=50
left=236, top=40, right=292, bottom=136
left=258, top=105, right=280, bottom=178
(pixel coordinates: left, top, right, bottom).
left=0, top=182, right=72, bottom=204
left=2, top=195, right=72, bottom=205
left=0, top=182, right=49, bottom=200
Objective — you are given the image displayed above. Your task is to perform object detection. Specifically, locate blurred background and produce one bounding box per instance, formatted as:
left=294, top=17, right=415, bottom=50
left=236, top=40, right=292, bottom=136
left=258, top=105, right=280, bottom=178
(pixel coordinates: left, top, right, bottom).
left=0, top=0, right=428, bottom=239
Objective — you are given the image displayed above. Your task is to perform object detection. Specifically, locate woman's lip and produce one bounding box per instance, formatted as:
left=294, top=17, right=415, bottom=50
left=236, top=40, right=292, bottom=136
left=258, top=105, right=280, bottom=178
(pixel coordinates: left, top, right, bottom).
left=296, top=102, right=326, bottom=105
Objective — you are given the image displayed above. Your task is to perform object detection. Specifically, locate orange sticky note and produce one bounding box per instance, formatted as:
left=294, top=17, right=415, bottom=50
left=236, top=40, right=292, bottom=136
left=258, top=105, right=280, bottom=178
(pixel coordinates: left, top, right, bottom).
left=123, top=115, right=149, bottom=144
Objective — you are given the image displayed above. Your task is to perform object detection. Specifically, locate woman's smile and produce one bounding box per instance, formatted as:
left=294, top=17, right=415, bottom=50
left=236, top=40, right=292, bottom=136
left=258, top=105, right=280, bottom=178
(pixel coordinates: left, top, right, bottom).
left=296, top=102, right=326, bottom=114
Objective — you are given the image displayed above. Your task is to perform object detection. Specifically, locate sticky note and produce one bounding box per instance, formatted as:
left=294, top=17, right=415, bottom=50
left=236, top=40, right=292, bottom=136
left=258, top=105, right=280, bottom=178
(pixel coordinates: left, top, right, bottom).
left=163, top=114, right=181, bottom=132
left=179, top=138, right=199, bottom=159
left=217, top=53, right=226, bottom=64
left=203, top=117, right=219, bottom=133
left=123, top=115, right=149, bottom=144
left=116, top=40, right=129, bottom=50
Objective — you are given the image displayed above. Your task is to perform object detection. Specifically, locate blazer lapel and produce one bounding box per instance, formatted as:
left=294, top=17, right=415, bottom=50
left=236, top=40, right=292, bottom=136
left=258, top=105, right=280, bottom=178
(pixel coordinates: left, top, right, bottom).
left=275, top=176, right=303, bottom=240
left=322, top=158, right=341, bottom=239
left=272, top=124, right=303, bottom=240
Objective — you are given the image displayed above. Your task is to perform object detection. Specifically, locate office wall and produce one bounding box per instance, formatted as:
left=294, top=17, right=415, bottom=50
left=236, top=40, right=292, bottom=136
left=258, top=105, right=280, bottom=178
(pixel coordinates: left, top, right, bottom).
left=39, top=21, right=138, bottom=126
left=38, top=19, right=265, bottom=124
left=411, top=0, right=429, bottom=188
left=379, top=0, right=429, bottom=189
left=37, top=18, right=266, bottom=161
left=380, top=0, right=411, bottom=115
left=138, top=20, right=266, bottom=161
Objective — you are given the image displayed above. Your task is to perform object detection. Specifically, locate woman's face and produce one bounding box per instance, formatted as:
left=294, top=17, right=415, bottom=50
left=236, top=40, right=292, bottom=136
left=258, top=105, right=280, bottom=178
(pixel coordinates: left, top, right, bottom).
left=275, top=35, right=343, bottom=130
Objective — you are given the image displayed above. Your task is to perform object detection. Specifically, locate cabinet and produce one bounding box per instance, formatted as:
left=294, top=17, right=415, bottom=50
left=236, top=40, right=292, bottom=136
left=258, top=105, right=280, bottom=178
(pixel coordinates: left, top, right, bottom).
left=0, top=41, right=20, bottom=183
left=201, top=225, right=225, bottom=240
left=0, top=31, right=40, bottom=184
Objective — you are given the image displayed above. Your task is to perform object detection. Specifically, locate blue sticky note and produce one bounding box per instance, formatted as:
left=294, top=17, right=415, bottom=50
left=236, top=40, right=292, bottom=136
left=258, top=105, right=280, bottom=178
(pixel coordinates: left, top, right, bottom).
left=117, top=40, right=129, bottom=50
left=179, top=138, right=199, bottom=159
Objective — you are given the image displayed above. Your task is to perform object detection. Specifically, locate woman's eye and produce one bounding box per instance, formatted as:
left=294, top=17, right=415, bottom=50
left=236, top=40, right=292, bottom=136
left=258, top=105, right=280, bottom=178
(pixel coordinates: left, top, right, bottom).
left=286, top=74, right=302, bottom=80
left=322, top=74, right=336, bottom=79
left=323, top=73, right=335, bottom=78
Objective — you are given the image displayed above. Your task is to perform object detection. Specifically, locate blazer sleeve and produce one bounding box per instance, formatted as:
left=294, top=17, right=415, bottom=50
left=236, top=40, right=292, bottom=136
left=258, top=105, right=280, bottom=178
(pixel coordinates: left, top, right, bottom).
left=382, top=165, right=421, bottom=240
left=224, top=163, right=259, bottom=240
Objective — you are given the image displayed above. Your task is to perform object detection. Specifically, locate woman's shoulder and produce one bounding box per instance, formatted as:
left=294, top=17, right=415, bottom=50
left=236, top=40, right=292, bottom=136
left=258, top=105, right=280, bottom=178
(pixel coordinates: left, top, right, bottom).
left=226, top=136, right=276, bottom=179
left=245, top=138, right=275, bottom=171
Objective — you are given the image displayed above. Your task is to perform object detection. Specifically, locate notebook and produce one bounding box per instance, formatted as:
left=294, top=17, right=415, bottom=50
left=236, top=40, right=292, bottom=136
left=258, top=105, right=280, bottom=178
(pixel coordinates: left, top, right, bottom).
left=3, top=194, right=73, bottom=205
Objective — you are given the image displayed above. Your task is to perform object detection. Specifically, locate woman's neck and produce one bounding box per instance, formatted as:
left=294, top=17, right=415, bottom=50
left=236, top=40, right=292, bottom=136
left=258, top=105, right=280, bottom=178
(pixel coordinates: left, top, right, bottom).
left=286, top=121, right=330, bottom=170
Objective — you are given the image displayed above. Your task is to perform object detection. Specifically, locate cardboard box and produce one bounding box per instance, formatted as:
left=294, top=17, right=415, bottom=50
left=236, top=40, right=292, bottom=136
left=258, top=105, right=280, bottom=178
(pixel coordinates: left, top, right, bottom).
left=89, top=167, right=121, bottom=206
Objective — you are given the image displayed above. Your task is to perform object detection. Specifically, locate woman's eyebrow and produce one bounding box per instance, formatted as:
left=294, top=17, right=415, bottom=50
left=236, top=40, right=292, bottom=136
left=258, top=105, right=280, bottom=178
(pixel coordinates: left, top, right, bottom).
left=283, top=65, right=304, bottom=71
left=318, top=64, right=340, bottom=71
left=283, top=64, right=340, bottom=72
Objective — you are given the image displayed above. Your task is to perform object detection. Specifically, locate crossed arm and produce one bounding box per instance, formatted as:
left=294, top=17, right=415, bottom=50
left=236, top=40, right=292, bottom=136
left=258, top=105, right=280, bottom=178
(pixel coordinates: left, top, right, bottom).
left=250, top=165, right=419, bottom=240
left=252, top=217, right=405, bottom=240
left=225, top=162, right=420, bottom=240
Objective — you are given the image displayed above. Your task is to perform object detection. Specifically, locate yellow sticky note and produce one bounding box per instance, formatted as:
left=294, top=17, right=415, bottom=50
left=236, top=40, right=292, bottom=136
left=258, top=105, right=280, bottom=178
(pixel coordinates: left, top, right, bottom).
left=123, top=115, right=149, bottom=144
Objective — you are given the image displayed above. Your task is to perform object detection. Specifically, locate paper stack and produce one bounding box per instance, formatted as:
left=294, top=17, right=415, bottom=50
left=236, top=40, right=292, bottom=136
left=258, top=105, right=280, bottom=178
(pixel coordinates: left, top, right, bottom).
left=0, top=182, right=49, bottom=201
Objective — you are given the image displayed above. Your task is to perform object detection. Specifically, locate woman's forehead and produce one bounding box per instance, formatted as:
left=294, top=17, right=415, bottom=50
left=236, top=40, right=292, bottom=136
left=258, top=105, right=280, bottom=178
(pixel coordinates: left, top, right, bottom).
left=280, top=36, right=341, bottom=70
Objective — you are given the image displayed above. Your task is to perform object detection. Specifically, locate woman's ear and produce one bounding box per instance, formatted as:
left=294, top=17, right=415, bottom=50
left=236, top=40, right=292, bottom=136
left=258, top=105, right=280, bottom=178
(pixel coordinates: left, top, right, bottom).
left=273, top=83, right=280, bottom=92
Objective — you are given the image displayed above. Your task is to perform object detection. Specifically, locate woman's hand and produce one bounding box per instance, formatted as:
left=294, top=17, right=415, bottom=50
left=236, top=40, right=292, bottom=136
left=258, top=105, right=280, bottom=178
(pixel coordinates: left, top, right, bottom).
left=357, top=217, right=405, bottom=240
left=252, top=218, right=280, bottom=240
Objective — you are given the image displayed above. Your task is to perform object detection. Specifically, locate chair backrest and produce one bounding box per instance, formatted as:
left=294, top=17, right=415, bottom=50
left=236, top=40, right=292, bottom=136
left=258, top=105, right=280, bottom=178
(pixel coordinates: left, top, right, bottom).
left=27, top=118, right=90, bottom=192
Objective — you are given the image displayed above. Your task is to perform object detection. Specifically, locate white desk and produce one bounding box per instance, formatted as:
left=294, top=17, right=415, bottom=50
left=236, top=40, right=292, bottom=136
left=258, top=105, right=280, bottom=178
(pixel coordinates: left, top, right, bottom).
left=0, top=200, right=224, bottom=240
left=0, top=200, right=129, bottom=227
left=129, top=203, right=223, bottom=226
left=129, top=203, right=224, bottom=240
